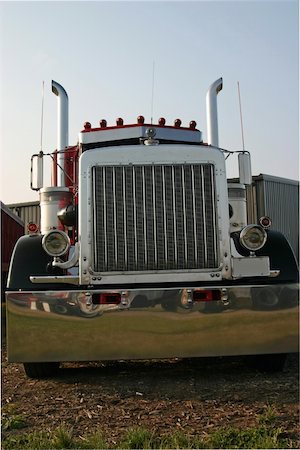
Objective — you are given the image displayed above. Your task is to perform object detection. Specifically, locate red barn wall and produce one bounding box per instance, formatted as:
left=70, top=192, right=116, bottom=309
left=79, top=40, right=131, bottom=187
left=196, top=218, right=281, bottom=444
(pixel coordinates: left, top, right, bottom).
left=1, top=206, right=24, bottom=272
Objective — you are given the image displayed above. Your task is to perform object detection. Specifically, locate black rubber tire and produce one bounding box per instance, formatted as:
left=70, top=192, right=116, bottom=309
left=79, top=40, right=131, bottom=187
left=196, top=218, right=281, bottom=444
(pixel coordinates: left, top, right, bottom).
left=23, top=362, right=60, bottom=379
left=247, top=353, right=287, bottom=373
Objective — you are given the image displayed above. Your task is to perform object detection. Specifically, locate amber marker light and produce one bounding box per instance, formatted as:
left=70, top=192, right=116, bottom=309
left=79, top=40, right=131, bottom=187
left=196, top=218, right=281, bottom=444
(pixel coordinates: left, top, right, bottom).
left=83, top=122, right=91, bottom=131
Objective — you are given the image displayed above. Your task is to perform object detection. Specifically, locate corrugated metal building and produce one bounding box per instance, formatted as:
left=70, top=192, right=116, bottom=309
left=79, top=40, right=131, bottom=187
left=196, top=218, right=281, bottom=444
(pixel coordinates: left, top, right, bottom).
left=8, top=201, right=40, bottom=234
left=246, top=174, right=299, bottom=261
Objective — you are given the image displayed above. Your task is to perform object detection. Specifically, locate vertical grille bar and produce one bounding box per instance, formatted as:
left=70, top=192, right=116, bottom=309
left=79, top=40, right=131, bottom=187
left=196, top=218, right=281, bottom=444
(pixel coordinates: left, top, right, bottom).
left=152, top=165, right=158, bottom=266
left=92, top=168, right=98, bottom=269
left=103, top=167, right=107, bottom=270
left=191, top=165, right=198, bottom=265
left=210, top=165, right=218, bottom=265
left=93, top=164, right=218, bottom=272
left=162, top=166, right=168, bottom=265
left=171, top=166, right=178, bottom=265
left=122, top=166, right=128, bottom=268
left=174, top=165, right=185, bottom=269
left=142, top=166, right=147, bottom=266
left=132, top=166, right=138, bottom=269
left=164, top=166, right=175, bottom=269
left=155, top=166, right=165, bottom=270
left=124, top=166, right=135, bottom=271
left=201, top=165, right=208, bottom=266
left=104, top=167, right=115, bottom=271
left=181, top=166, right=188, bottom=267
left=112, top=167, right=117, bottom=268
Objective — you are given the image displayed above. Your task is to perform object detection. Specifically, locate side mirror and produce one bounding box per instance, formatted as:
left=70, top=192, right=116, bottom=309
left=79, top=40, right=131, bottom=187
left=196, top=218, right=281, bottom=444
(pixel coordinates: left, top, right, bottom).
left=30, top=152, right=44, bottom=191
left=238, top=152, right=252, bottom=185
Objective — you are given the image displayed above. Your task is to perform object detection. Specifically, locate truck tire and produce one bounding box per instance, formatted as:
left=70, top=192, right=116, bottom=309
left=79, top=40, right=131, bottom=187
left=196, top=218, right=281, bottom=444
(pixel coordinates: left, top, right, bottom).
left=247, top=353, right=287, bottom=372
left=23, top=362, right=60, bottom=379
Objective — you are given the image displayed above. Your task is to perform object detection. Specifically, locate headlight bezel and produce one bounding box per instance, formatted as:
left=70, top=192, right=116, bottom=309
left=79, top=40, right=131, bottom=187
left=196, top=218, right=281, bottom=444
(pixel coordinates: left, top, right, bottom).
left=239, top=224, right=267, bottom=252
left=42, top=230, right=71, bottom=257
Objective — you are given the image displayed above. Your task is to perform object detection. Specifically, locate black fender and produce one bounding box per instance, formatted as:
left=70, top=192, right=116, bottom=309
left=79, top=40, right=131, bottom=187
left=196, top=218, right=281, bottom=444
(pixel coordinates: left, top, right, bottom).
left=232, top=230, right=299, bottom=283
left=7, top=235, right=67, bottom=291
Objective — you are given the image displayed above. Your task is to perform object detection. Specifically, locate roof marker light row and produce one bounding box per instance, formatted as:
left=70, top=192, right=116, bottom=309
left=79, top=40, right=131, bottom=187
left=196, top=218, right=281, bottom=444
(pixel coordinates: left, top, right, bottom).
left=83, top=117, right=197, bottom=131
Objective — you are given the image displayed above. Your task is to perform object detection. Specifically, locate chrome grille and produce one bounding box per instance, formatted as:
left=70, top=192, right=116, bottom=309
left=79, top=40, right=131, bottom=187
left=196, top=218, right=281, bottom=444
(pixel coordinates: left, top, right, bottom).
left=92, top=164, right=219, bottom=272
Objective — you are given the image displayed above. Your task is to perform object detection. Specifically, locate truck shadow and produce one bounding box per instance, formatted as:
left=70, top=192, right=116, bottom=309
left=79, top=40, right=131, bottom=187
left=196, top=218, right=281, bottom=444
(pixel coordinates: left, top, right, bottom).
left=58, top=353, right=299, bottom=404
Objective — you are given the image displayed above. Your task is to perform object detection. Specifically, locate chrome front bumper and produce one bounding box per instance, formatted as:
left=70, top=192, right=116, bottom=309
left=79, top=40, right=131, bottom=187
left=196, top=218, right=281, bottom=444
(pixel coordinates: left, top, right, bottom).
left=6, top=284, right=299, bottom=363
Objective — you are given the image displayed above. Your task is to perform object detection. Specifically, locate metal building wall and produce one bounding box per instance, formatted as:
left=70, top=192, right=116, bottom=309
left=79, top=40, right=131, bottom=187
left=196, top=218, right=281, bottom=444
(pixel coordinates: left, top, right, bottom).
left=8, top=201, right=40, bottom=234
left=246, top=174, right=299, bottom=261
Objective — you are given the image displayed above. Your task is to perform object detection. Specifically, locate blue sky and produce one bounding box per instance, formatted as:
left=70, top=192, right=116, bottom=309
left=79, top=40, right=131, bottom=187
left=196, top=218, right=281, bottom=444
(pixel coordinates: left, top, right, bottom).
left=0, top=0, right=298, bottom=204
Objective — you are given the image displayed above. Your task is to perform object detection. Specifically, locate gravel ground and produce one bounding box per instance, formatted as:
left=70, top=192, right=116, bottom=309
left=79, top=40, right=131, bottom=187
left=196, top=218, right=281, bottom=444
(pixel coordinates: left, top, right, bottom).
left=1, top=348, right=299, bottom=447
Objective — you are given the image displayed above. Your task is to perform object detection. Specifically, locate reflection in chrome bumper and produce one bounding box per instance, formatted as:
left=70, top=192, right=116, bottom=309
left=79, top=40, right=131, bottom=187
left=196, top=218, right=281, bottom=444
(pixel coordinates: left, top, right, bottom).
left=6, top=284, right=299, bottom=363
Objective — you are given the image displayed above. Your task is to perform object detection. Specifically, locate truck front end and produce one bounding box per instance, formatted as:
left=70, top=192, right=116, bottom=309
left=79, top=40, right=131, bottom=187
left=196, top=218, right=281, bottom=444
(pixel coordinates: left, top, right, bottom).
left=6, top=79, right=299, bottom=377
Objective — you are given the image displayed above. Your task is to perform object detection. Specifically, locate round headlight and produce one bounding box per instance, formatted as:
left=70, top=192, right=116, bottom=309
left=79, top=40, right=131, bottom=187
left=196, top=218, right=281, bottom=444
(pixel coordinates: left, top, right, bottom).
left=42, top=230, right=70, bottom=257
left=239, top=225, right=267, bottom=251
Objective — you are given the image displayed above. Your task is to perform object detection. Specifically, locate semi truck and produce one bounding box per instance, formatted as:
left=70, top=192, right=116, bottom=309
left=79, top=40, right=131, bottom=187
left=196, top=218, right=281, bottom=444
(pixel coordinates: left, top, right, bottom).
left=6, top=78, right=299, bottom=378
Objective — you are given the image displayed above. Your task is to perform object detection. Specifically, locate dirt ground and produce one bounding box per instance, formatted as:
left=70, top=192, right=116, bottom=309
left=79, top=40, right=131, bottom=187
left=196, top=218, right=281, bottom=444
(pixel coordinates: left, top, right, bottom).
left=1, top=348, right=299, bottom=447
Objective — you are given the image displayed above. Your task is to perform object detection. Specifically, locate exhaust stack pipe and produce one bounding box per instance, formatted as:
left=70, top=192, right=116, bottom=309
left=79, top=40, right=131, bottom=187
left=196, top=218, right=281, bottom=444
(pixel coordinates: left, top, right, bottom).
left=206, top=78, right=223, bottom=147
left=52, top=80, right=69, bottom=187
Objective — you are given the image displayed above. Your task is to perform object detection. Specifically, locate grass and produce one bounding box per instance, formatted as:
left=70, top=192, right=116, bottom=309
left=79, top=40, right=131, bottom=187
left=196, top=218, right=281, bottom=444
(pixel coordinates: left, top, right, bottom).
left=258, top=404, right=278, bottom=426
left=207, top=425, right=285, bottom=449
left=2, top=423, right=293, bottom=449
left=2, top=404, right=27, bottom=432
left=1, top=402, right=292, bottom=449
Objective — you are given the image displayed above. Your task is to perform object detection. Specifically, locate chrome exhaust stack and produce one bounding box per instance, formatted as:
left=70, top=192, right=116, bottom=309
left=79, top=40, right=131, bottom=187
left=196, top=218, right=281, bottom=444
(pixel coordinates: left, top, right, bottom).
left=37, top=81, right=71, bottom=234
left=52, top=80, right=69, bottom=187
left=206, top=78, right=223, bottom=147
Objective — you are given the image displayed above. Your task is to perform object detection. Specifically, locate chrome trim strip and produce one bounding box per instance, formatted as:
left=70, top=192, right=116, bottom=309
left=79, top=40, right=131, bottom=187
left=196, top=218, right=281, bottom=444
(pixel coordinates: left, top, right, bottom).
left=30, top=267, right=246, bottom=285
left=30, top=276, right=79, bottom=285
